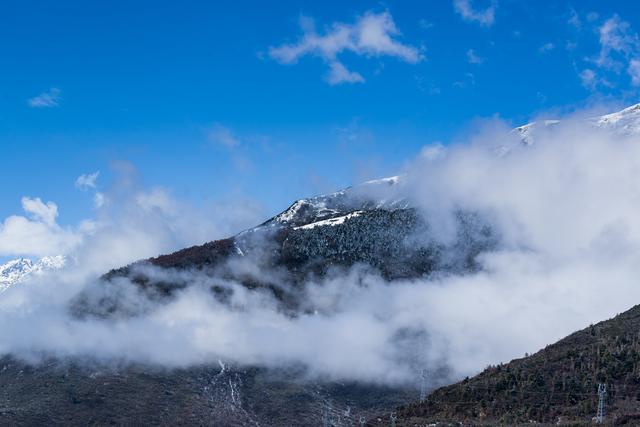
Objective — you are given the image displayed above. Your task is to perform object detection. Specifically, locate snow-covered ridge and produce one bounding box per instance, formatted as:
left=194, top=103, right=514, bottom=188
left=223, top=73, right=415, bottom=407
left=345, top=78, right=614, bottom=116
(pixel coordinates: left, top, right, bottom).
left=513, top=103, right=640, bottom=146
left=0, top=255, right=65, bottom=293
left=256, top=103, right=640, bottom=232
left=513, top=120, right=560, bottom=146
left=592, top=103, right=640, bottom=135
left=266, top=175, right=405, bottom=229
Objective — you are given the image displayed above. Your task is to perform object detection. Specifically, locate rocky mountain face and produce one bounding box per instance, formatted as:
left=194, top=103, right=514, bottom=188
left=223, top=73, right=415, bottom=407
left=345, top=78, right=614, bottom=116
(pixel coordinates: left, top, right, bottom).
left=3, top=104, right=640, bottom=426
left=0, top=256, right=65, bottom=294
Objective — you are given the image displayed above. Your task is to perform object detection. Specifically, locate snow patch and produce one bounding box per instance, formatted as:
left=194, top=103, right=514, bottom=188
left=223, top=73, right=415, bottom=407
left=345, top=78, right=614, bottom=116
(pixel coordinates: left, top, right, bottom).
left=295, top=211, right=364, bottom=230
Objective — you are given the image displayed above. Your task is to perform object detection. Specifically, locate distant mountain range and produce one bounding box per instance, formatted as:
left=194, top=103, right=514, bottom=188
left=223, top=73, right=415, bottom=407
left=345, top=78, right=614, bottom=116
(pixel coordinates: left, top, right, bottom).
left=2, top=104, right=640, bottom=426
left=0, top=255, right=65, bottom=293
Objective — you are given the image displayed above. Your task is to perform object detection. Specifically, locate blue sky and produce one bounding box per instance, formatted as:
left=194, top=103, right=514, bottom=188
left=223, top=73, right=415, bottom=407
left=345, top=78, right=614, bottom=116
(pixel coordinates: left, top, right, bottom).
left=2, top=0, right=640, bottom=249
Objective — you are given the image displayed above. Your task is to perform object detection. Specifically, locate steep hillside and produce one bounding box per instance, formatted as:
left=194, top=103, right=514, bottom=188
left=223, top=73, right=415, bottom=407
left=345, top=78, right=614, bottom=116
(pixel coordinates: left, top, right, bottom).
left=386, top=304, right=640, bottom=426
left=0, top=357, right=414, bottom=426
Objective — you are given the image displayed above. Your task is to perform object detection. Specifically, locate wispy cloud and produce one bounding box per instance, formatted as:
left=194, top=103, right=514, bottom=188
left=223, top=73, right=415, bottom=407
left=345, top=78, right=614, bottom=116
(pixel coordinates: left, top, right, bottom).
left=538, top=42, right=555, bottom=54
left=629, top=59, right=640, bottom=86
left=75, top=172, right=100, bottom=191
left=466, top=48, right=485, bottom=64
left=269, top=11, right=423, bottom=85
left=579, top=69, right=597, bottom=90
left=419, top=19, right=434, bottom=30
left=567, top=8, right=581, bottom=30
left=579, top=14, right=640, bottom=91
left=27, top=88, right=61, bottom=108
left=596, top=15, right=638, bottom=70
left=453, top=0, right=496, bottom=27
left=208, top=124, right=241, bottom=148
left=453, top=72, right=476, bottom=89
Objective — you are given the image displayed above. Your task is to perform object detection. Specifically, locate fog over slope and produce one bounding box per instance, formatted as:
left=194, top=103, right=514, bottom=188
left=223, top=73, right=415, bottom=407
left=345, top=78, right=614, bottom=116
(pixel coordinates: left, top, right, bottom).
left=2, top=105, right=640, bottom=387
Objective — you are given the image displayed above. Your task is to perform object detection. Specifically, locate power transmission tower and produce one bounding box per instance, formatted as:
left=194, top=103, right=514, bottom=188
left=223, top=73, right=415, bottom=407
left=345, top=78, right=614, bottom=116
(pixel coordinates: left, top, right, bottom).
left=419, top=369, right=428, bottom=402
left=359, top=415, right=366, bottom=426
left=595, top=383, right=606, bottom=424
left=390, top=411, right=397, bottom=427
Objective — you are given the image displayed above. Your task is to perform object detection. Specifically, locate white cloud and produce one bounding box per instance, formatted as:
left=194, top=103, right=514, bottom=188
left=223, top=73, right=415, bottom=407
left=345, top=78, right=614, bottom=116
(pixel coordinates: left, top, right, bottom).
left=453, top=72, right=475, bottom=88
left=466, top=48, right=485, bottom=64
left=628, top=59, right=640, bottom=86
left=596, top=15, right=639, bottom=70
left=75, top=171, right=100, bottom=191
left=0, top=165, right=265, bottom=265
left=93, top=192, right=107, bottom=209
left=576, top=14, right=640, bottom=90
left=0, top=198, right=83, bottom=257
left=269, top=11, right=423, bottom=84
left=22, top=197, right=58, bottom=227
left=579, top=69, right=597, bottom=89
left=208, top=124, right=241, bottom=148
left=568, top=9, right=581, bottom=30
left=326, top=61, right=364, bottom=85
left=419, top=19, right=434, bottom=30
left=578, top=68, right=612, bottom=91
left=538, top=42, right=555, bottom=53
left=27, top=88, right=61, bottom=108
left=453, top=0, right=496, bottom=27
left=587, top=12, right=599, bottom=23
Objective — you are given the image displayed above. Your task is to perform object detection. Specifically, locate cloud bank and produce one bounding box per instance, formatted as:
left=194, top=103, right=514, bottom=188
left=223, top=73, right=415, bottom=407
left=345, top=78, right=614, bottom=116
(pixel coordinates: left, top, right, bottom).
left=3, top=112, right=640, bottom=389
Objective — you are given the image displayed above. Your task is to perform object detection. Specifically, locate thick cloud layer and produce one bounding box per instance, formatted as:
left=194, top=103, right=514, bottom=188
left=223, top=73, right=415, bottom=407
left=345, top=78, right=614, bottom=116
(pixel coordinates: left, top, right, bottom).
left=2, top=112, right=640, bottom=387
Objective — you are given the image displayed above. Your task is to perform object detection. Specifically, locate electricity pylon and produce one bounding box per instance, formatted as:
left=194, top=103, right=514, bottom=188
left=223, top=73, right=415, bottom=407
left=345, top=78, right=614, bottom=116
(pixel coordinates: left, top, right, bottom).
left=419, top=369, right=428, bottom=402
left=595, top=383, right=606, bottom=424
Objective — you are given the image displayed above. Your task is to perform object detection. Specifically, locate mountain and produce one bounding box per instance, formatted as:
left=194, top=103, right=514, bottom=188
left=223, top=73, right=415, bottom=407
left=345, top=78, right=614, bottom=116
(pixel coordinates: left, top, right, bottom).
left=386, top=304, right=640, bottom=426
left=513, top=103, right=640, bottom=145
left=0, top=256, right=66, bottom=294
left=2, top=104, right=640, bottom=426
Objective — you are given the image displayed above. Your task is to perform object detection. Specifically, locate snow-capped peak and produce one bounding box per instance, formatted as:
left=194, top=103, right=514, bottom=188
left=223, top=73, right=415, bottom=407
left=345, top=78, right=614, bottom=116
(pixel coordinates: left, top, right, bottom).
left=252, top=103, right=640, bottom=233
left=0, top=255, right=66, bottom=293
left=512, top=103, right=640, bottom=146
left=513, top=120, right=561, bottom=146
left=267, top=175, right=404, bottom=228
left=591, top=103, right=640, bottom=135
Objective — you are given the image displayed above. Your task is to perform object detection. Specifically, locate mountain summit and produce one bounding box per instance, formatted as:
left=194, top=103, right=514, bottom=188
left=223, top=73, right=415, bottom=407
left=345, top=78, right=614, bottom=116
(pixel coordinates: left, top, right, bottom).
left=0, top=255, right=65, bottom=293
